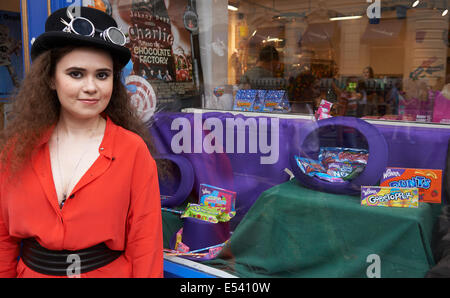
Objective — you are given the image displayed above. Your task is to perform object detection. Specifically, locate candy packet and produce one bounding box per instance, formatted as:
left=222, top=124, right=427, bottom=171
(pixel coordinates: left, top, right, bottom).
left=181, top=203, right=235, bottom=223
left=326, top=162, right=354, bottom=178
left=313, top=172, right=346, bottom=183
left=294, top=146, right=368, bottom=183
left=315, top=99, right=333, bottom=120
left=174, top=228, right=189, bottom=252
left=319, top=147, right=369, bottom=167
left=295, top=156, right=326, bottom=177
left=342, top=165, right=365, bottom=181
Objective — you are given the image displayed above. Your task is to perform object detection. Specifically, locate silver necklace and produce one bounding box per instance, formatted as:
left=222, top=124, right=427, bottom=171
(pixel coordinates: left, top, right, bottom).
left=56, top=118, right=100, bottom=208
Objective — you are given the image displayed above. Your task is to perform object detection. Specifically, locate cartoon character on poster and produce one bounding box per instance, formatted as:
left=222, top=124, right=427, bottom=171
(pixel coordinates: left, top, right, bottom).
left=0, top=24, right=21, bottom=89
left=174, top=46, right=192, bottom=81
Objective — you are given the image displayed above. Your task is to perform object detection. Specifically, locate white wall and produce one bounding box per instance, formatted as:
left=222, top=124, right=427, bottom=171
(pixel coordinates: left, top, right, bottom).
left=197, top=0, right=232, bottom=109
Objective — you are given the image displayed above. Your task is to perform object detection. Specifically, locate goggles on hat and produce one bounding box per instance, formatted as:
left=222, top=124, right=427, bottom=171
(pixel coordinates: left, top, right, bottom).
left=60, top=9, right=126, bottom=46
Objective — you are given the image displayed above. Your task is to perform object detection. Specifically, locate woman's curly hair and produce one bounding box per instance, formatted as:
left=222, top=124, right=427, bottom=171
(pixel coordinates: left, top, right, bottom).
left=0, top=46, right=157, bottom=177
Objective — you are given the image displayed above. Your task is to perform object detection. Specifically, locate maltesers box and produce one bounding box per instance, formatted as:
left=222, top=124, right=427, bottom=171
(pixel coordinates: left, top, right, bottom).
left=380, top=168, right=442, bottom=203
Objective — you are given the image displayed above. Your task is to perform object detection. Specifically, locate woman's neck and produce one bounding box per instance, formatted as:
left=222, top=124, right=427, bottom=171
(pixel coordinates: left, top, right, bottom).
left=57, top=114, right=105, bottom=139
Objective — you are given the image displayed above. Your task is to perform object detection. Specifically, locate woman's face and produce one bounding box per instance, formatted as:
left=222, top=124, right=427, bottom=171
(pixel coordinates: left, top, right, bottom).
left=363, top=68, right=371, bottom=79
left=52, top=47, right=113, bottom=120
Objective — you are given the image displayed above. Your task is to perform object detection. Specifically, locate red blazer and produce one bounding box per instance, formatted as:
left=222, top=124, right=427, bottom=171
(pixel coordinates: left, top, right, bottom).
left=0, top=117, right=163, bottom=277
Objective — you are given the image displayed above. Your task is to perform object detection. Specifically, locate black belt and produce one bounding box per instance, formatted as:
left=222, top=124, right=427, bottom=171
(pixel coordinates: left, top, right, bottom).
left=21, top=238, right=122, bottom=276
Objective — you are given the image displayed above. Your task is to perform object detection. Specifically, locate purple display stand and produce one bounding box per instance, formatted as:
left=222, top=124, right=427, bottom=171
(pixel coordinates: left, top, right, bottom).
left=156, top=154, right=194, bottom=207
left=290, top=116, right=389, bottom=195
left=169, top=217, right=230, bottom=261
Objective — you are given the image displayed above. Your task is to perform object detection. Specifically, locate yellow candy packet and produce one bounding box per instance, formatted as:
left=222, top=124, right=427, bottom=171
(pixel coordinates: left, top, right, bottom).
left=361, top=186, right=419, bottom=208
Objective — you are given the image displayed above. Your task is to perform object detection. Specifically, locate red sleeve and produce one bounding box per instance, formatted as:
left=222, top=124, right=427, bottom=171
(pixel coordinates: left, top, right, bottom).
left=0, top=191, right=20, bottom=277
left=125, top=143, right=163, bottom=278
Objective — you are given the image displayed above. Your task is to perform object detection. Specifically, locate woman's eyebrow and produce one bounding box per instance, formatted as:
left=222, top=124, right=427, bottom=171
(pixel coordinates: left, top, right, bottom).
left=65, top=67, right=112, bottom=72
left=65, top=67, right=85, bottom=72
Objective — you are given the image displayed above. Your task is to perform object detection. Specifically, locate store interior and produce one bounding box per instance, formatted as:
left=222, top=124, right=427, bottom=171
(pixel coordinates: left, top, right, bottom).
left=223, top=0, right=450, bottom=120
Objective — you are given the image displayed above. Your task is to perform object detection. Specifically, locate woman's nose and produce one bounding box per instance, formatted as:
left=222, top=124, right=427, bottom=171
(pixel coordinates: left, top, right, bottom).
left=82, top=76, right=97, bottom=93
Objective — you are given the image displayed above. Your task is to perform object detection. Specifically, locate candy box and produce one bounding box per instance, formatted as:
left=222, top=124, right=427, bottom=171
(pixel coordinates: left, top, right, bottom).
left=233, top=89, right=257, bottom=112
left=263, top=90, right=286, bottom=112
left=251, top=90, right=266, bottom=112
left=361, top=186, right=419, bottom=208
left=199, top=184, right=236, bottom=213
left=380, top=168, right=442, bottom=203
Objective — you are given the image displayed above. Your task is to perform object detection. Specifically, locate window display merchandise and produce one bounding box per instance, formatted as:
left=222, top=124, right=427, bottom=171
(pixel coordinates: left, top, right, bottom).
left=289, top=116, right=389, bottom=195
left=233, top=89, right=290, bottom=113
left=295, top=147, right=368, bottom=183
left=165, top=184, right=236, bottom=261
left=360, top=186, right=419, bottom=208
left=380, top=168, right=442, bottom=204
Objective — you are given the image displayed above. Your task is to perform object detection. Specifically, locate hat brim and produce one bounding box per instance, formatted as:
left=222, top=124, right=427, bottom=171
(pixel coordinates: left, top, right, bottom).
left=31, top=31, right=131, bottom=67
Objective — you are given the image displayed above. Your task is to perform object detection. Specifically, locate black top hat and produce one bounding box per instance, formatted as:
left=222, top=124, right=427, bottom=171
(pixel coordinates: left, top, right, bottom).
left=31, top=6, right=131, bottom=67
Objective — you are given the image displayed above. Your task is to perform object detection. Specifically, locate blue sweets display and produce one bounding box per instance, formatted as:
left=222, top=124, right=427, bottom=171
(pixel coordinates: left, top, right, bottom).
left=233, top=89, right=290, bottom=113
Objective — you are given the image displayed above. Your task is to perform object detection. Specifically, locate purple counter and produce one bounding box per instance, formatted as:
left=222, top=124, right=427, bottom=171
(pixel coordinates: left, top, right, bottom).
left=151, top=111, right=450, bottom=228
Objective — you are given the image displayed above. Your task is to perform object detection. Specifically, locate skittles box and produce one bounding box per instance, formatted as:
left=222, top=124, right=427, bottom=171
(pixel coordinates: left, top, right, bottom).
left=199, top=184, right=236, bottom=213
left=380, top=168, right=442, bottom=203
left=361, top=186, right=419, bottom=208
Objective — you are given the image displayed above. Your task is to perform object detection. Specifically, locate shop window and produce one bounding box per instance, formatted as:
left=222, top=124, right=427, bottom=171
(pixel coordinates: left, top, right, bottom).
left=0, top=0, right=22, bottom=130
left=219, top=0, right=450, bottom=124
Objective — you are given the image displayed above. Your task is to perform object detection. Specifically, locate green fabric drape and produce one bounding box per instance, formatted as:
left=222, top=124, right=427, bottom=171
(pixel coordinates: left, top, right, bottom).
left=164, top=180, right=441, bottom=278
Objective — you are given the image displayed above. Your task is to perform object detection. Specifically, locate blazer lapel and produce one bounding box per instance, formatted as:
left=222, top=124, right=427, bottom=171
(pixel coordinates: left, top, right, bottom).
left=69, top=155, right=112, bottom=195
left=31, top=142, right=61, bottom=215
left=67, top=116, right=117, bottom=197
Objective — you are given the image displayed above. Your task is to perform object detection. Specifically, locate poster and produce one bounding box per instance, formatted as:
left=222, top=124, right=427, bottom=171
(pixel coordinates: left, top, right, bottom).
left=0, top=10, right=23, bottom=99
left=83, top=0, right=202, bottom=119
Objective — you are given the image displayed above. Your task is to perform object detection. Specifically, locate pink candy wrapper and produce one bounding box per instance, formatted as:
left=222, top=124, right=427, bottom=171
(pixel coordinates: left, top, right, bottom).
left=315, top=99, right=333, bottom=120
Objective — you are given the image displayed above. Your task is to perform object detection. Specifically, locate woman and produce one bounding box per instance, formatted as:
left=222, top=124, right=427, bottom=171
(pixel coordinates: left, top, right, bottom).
left=362, top=66, right=374, bottom=80
left=0, top=6, right=163, bottom=277
left=360, top=66, right=378, bottom=116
